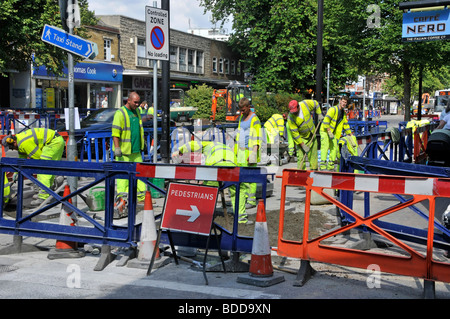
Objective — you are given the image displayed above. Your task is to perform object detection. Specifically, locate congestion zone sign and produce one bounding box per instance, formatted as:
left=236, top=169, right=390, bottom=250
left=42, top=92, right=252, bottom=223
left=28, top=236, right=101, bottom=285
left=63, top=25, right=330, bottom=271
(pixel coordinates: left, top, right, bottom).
left=161, top=183, right=219, bottom=236
left=145, top=6, right=169, bottom=61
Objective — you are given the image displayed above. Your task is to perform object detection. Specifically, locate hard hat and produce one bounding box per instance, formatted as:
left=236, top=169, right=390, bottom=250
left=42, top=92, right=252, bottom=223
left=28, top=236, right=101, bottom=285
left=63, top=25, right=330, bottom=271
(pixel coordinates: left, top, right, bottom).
left=289, top=100, right=299, bottom=113
left=1, top=135, right=15, bottom=151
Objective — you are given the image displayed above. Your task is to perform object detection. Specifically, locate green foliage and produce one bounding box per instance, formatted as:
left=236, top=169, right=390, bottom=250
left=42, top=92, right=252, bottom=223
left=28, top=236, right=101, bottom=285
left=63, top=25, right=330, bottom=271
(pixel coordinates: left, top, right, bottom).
left=200, top=0, right=450, bottom=112
left=0, top=0, right=98, bottom=76
left=185, top=84, right=225, bottom=121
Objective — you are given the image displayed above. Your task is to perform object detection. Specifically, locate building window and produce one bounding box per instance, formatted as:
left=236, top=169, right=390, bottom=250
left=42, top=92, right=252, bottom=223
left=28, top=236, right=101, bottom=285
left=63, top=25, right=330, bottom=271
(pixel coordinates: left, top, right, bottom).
left=188, top=49, right=195, bottom=73
left=137, top=38, right=147, bottom=67
left=231, top=60, right=236, bottom=75
left=219, top=58, right=223, bottom=74
left=170, top=46, right=177, bottom=71
left=196, top=51, right=203, bottom=74
left=224, top=59, right=229, bottom=75
left=212, top=57, right=217, bottom=73
left=179, top=48, right=186, bottom=72
left=104, top=39, right=111, bottom=61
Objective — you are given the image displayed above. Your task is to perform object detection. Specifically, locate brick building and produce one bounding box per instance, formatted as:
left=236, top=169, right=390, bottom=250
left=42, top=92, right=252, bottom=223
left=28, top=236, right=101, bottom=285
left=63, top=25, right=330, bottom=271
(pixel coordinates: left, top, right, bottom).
left=97, top=15, right=244, bottom=105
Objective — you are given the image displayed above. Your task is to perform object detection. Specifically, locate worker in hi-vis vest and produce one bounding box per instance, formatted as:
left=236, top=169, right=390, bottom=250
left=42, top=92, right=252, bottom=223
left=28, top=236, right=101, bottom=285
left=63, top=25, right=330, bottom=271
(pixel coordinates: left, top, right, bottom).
left=287, top=100, right=322, bottom=170
left=234, top=97, right=262, bottom=220
left=172, top=140, right=249, bottom=223
left=2, top=128, right=65, bottom=207
left=112, top=91, right=147, bottom=219
left=320, top=95, right=355, bottom=171
left=264, top=113, right=285, bottom=144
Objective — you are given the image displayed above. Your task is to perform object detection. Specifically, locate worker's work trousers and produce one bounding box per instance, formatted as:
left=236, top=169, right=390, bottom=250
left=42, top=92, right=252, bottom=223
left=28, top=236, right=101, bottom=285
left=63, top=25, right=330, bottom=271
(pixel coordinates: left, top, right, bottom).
left=236, top=148, right=257, bottom=206
left=38, top=136, right=65, bottom=200
left=296, top=135, right=318, bottom=170
left=116, top=152, right=146, bottom=201
left=319, top=131, right=338, bottom=171
left=204, top=181, right=247, bottom=224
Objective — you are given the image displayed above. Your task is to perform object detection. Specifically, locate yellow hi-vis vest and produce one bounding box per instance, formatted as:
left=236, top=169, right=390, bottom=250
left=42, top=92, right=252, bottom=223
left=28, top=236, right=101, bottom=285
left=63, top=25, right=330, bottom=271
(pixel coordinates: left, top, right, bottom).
left=16, top=128, right=59, bottom=159
left=287, top=102, right=315, bottom=145
left=179, top=141, right=237, bottom=166
left=301, top=100, right=322, bottom=117
left=320, top=105, right=352, bottom=139
left=264, top=114, right=285, bottom=144
left=112, top=106, right=144, bottom=155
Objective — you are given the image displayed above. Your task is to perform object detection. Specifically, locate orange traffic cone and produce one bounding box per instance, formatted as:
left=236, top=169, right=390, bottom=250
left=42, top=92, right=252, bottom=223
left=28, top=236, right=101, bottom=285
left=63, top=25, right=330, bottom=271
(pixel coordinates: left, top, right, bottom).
left=128, top=191, right=169, bottom=269
left=237, top=200, right=285, bottom=287
left=138, top=191, right=159, bottom=260
left=48, top=185, right=85, bottom=260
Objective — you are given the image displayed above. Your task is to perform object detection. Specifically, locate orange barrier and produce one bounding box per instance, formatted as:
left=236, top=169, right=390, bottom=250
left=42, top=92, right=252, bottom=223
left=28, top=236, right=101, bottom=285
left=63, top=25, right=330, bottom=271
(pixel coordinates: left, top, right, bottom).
left=276, top=169, right=450, bottom=286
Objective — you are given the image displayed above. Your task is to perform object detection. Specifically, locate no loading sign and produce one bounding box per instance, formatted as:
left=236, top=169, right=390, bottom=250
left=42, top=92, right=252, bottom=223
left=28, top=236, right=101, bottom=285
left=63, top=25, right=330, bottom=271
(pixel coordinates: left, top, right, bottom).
left=151, top=26, right=165, bottom=50
left=145, top=6, right=169, bottom=60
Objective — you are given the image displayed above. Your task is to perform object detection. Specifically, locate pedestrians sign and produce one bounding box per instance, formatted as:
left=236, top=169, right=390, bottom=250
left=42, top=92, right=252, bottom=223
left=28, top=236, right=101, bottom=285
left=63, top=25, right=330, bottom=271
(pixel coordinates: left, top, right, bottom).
left=161, top=183, right=219, bottom=236
left=145, top=6, right=169, bottom=61
left=41, top=24, right=96, bottom=59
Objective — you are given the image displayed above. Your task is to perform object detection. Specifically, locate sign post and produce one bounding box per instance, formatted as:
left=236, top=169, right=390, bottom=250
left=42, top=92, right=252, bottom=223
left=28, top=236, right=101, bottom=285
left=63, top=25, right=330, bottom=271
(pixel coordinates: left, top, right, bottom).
left=146, top=5, right=169, bottom=163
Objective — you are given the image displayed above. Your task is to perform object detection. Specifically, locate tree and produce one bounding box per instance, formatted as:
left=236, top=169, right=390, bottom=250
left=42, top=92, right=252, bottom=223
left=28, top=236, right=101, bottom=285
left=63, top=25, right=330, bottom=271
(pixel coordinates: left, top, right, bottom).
left=200, top=0, right=321, bottom=93
left=325, top=0, right=450, bottom=120
left=0, top=0, right=97, bottom=77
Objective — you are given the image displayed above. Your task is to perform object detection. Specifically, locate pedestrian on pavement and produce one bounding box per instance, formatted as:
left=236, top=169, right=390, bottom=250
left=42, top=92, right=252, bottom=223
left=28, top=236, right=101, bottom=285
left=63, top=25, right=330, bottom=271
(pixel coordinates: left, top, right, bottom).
left=112, top=91, right=147, bottom=218
left=2, top=128, right=65, bottom=206
left=287, top=99, right=321, bottom=170
left=234, top=97, right=262, bottom=219
left=319, top=95, right=354, bottom=171
left=101, top=96, right=108, bottom=108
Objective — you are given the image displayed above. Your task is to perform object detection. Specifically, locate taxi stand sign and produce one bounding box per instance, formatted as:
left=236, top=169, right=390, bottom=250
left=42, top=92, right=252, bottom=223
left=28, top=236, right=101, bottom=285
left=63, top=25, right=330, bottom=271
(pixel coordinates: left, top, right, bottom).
left=41, top=24, right=96, bottom=59
left=161, top=182, right=219, bottom=236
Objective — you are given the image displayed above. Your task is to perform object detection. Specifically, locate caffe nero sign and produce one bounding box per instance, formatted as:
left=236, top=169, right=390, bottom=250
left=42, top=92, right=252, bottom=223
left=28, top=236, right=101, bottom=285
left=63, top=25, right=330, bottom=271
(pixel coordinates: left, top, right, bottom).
left=402, top=8, right=450, bottom=41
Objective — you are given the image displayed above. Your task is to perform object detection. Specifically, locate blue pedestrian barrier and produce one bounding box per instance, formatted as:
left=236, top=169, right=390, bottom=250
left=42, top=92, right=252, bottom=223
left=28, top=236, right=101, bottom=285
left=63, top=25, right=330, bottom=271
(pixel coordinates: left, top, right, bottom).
left=0, top=158, right=273, bottom=270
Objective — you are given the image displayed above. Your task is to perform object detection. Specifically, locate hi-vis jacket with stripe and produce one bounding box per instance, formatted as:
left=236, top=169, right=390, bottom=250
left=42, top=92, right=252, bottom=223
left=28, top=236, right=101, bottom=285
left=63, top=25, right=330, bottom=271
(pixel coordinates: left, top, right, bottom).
left=16, top=128, right=60, bottom=159
left=287, top=102, right=316, bottom=145
left=234, top=114, right=262, bottom=161
left=112, top=106, right=144, bottom=155
left=320, top=105, right=352, bottom=139
left=179, top=141, right=237, bottom=166
left=264, top=114, right=285, bottom=144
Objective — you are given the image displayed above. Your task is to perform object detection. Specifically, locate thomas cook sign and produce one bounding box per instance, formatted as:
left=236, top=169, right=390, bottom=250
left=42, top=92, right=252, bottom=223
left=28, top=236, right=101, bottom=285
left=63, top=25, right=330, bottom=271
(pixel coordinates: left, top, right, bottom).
left=402, top=8, right=450, bottom=41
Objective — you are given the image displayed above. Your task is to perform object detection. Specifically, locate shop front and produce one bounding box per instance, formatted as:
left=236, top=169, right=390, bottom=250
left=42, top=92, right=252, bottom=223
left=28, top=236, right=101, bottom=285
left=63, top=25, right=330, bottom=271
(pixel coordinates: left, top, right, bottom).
left=31, top=61, right=123, bottom=111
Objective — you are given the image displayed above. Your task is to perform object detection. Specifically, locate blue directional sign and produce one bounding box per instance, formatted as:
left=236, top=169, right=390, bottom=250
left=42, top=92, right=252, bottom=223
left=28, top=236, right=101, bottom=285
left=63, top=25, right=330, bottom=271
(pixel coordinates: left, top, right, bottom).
left=41, top=24, right=96, bottom=59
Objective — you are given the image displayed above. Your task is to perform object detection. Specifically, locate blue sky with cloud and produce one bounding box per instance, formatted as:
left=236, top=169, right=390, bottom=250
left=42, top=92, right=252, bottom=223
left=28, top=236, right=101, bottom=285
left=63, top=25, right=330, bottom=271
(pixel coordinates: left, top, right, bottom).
left=87, top=0, right=232, bottom=32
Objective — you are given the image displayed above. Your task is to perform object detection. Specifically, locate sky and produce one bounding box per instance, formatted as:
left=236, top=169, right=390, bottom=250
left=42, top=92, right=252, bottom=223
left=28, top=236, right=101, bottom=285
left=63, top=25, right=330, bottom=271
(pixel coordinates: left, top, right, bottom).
left=87, top=0, right=233, bottom=33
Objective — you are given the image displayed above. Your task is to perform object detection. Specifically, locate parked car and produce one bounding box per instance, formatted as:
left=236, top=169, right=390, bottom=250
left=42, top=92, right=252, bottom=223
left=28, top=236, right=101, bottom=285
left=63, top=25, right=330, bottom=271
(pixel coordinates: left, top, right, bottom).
left=56, top=108, right=176, bottom=160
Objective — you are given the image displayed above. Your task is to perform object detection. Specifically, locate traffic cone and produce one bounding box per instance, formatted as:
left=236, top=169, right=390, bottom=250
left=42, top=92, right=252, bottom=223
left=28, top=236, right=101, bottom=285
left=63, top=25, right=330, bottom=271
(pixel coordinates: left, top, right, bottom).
left=128, top=191, right=169, bottom=269
left=138, top=191, right=159, bottom=260
left=48, top=185, right=85, bottom=260
left=237, top=200, right=285, bottom=287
